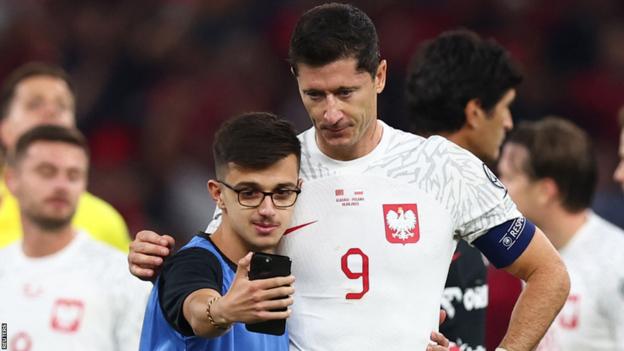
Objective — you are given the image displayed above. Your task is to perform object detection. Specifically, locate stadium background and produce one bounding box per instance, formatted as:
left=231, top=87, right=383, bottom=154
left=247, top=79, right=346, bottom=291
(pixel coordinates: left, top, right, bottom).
left=1, top=0, right=622, bottom=244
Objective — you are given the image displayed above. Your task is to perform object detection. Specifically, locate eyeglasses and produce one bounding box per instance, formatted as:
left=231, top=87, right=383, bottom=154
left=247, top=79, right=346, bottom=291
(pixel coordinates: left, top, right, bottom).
left=217, top=180, right=301, bottom=208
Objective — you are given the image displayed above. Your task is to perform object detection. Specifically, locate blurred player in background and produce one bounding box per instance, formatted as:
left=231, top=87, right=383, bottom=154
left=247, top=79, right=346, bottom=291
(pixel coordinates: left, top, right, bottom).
left=406, top=28, right=521, bottom=350
left=128, top=3, right=568, bottom=350
left=0, top=125, right=150, bottom=351
left=498, top=116, right=624, bottom=350
left=0, top=62, right=129, bottom=251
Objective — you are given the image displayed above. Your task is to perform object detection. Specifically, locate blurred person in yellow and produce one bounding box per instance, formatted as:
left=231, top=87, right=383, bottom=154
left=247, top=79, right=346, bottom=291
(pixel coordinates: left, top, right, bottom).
left=0, top=62, right=129, bottom=251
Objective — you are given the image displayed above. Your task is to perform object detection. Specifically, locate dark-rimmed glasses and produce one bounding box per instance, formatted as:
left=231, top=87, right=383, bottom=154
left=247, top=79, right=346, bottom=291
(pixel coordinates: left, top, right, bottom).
left=217, top=180, right=301, bottom=208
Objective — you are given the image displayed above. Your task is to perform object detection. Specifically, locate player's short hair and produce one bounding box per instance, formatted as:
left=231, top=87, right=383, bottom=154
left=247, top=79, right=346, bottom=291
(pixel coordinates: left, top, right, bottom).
left=213, top=112, right=301, bottom=179
left=0, top=62, right=75, bottom=120
left=288, top=3, right=380, bottom=77
left=406, top=29, right=522, bottom=136
left=507, top=116, right=597, bottom=212
left=9, top=124, right=89, bottom=166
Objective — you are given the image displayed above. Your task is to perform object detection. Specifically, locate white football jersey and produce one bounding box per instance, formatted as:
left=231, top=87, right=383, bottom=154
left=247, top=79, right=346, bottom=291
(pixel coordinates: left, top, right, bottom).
left=0, top=232, right=151, bottom=351
left=538, top=212, right=624, bottom=351
left=205, top=122, right=521, bottom=350
left=283, top=122, right=520, bottom=350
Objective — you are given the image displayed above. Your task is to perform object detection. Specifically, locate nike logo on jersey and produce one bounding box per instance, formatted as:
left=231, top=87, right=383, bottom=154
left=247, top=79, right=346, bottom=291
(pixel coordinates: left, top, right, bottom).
left=283, top=221, right=318, bottom=236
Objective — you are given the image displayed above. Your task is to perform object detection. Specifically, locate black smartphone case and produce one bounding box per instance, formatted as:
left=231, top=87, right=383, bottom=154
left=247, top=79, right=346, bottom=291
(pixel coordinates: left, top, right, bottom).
left=245, top=252, right=292, bottom=335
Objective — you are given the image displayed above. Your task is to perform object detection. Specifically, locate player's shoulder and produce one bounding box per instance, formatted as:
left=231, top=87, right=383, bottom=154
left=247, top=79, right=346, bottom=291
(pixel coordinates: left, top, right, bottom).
left=0, top=241, right=20, bottom=271
left=578, top=214, right=624, bottom=304
left=571, top=214, right=624, bottom=275
left=383, top=128, right=486, bottom=178
left=581, top=214, right=624, bottom=252
left=77, top=232, right=150, bottom=286
left=590, top=213, right=624, bottom=238
left=75, top=231, right=128, bottom=262
left=383, top=124, right=480, bottom=163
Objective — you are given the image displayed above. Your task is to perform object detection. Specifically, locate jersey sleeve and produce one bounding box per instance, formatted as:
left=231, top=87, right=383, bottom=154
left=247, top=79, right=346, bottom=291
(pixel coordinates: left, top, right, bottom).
left=73, top=192, right=130, bottom=253
left=435, top=139, right=522, bottom=243
left=158, top=247, right=223, bottom=336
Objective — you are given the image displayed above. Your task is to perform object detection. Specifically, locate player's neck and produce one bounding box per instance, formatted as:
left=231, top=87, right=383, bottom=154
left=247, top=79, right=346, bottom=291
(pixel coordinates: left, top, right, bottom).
left=444, top=130, right=491, bottom=162
left=211, top=222, right=265, bottom=264
left=21, top=220, right=77, bottom=258
left=537, top=207, right=589, bottom=250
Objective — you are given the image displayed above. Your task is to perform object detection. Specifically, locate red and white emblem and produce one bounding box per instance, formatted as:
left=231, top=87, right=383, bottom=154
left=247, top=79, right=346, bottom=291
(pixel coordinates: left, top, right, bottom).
left=558, top=294, right=580, bottom=329
left=50, top=298, right=84, bottom=333
left=383, top=204, right=419, bottom=244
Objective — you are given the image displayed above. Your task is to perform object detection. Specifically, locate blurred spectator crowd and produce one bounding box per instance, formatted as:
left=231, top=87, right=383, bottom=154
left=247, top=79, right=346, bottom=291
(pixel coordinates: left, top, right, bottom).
left=1, top=0, right=622, bottom=243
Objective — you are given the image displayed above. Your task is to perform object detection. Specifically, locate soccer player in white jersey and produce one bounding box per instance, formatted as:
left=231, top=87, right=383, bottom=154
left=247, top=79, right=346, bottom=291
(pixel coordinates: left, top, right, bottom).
left=498, top=117, right=624, bottom=350
left=127, top=3, right=569, bottom=350
left=0, top=125, right=150, bottom=351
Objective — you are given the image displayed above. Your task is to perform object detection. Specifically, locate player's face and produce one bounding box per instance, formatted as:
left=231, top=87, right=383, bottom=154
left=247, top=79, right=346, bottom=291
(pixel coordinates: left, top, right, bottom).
left=474, top=89, right=515, bottom=162
left=1, top=75, right=75, bottom=149
left=498, top=142, right=541, bottom=221
left=213, top=154, right=300, bottom=253
left=613, top=128, right=624, bottom=192
left=296, top=57, right=386, bottom=160
left=9, top=141, right=87, bottom=230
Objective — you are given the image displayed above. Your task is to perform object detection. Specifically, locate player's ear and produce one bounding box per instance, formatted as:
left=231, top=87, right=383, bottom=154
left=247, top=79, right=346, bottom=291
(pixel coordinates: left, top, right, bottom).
left=536, top=177, right=559, bottom=206
left=374, top=60, right=387, bottom=94
left=207, top=180, right=225, bottom=208
left=465, top=99, right=485, bottom=129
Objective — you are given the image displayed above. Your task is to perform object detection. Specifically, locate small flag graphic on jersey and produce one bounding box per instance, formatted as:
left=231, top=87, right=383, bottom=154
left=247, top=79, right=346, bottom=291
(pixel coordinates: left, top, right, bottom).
left=383, top=204, right=419, bottom=244
left=335, top=189, right=344, bottom=196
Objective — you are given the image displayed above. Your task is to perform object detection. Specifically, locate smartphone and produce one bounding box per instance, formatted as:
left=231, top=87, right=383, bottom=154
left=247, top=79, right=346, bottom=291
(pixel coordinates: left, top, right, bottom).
left=245, top=252, right=292, bottom=335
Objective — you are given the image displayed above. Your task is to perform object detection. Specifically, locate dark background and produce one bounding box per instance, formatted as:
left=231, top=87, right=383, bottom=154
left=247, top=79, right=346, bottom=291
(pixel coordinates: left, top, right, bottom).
left=1, top=0, right=622, bottom=243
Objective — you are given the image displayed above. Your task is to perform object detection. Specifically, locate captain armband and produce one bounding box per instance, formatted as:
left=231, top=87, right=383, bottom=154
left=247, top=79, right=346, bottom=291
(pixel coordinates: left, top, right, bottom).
left=473, top=217, right=536, bottom=269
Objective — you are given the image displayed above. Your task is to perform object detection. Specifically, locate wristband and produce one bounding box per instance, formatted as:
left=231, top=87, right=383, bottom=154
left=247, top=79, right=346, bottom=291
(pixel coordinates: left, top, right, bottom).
left=206, top=297, right=230, bottom=330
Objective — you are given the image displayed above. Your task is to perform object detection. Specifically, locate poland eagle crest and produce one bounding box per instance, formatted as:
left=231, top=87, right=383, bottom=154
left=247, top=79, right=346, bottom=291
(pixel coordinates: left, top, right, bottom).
left=383, top=204, right=420, bottom=244
left=385, top=206, right=417, bottom=240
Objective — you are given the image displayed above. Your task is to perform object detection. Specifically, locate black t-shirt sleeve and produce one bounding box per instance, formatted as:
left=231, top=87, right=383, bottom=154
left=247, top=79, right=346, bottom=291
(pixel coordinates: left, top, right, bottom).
left=158, top=247, right=223, bottom=336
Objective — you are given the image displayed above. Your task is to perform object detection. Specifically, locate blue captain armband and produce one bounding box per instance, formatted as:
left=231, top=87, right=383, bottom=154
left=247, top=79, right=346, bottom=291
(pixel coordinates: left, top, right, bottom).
left=473, top=217, right=536, bottom=269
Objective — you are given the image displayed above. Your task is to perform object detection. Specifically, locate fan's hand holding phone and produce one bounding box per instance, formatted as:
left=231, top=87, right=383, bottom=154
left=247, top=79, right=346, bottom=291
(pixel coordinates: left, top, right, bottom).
left=245, top=252, right=292, bottom=336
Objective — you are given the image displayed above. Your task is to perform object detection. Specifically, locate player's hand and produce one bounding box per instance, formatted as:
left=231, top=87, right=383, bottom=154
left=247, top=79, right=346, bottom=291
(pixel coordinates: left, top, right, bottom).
left=438, top=309, right=447, bottom=325
left=128, top=230, right=175, bottom=280
left=215, top=252, right=295, bottom=324
left=426, top=311, right=450, bottom=351
left=426, top=330, right=450, bottom=351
